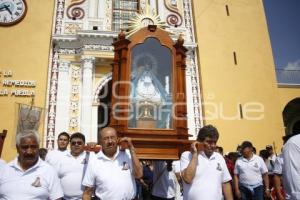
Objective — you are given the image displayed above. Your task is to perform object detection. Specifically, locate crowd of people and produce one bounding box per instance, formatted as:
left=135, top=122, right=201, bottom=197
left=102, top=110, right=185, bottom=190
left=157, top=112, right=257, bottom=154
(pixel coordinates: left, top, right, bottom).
left=0, top=125, right=299, bottom=200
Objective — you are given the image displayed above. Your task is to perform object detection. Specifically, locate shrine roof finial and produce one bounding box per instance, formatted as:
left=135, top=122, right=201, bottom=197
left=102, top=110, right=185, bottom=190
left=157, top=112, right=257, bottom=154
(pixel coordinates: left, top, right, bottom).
left=118, top=29, right=126, bottom=40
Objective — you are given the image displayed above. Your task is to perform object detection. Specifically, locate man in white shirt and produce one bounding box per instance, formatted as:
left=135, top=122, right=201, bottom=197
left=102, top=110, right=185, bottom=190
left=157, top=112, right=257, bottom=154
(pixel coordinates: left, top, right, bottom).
left=82, top=127, right=143, bottom=200
left=180, top=125, right=233, bottom=200
left=45, top=132, right=70, bottom=170
left=234, top=141, right=270, bottom=200
left=266, top=145, right=277, bottom=164
left=273, top=153, right=286, bottom=200
left=172, top=160, right=183, bottom=200
left=151, top=160, right=177, bottom=200
left=282, top=133, right=300, bottom=200
left=0, top=130, right=63, bottom=200
left=57, top=132, right=92, bottom=200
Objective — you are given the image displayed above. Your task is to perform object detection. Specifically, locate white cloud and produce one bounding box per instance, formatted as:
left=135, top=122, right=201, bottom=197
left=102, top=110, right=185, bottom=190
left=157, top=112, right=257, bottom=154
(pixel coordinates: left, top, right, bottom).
left=284, top=60, right=300, bottom=70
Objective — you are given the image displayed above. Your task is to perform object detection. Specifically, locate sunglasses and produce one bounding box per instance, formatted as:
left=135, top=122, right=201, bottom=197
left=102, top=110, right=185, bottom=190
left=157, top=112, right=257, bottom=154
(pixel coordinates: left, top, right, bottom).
left=71, top=141, right=84, bottom=146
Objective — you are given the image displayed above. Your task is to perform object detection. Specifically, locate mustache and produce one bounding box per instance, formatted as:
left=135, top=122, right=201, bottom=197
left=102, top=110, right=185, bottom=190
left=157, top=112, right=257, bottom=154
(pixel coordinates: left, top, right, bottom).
left=23, top=155, right=37, bottom=159
left=105, top=143, right=116, bottom=148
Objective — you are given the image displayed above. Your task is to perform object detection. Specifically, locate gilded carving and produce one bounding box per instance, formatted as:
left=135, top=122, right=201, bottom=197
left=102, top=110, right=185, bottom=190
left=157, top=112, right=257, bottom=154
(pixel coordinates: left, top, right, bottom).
left=54, top=0, right=65, bottom=34
left=64, top=22, right=83, bottom=34
left=46, top=49, right=59, bottom=148
left=69, top=65, right=81, bottom=132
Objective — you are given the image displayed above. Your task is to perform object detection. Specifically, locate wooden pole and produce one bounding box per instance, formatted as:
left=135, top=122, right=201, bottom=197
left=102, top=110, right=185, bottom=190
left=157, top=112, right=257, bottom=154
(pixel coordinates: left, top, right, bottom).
left=0, top=129, right=7, bottom=158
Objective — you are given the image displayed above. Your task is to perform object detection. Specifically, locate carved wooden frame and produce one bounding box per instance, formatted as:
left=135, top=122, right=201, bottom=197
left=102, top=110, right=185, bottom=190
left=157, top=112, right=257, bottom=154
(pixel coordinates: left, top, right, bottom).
left=110, top=26, right=189, bottom=159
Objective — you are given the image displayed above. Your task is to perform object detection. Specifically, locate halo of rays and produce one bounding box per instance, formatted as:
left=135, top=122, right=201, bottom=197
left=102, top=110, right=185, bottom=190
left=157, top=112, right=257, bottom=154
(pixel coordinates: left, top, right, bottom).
left=126, top=3, right=168, bottom=37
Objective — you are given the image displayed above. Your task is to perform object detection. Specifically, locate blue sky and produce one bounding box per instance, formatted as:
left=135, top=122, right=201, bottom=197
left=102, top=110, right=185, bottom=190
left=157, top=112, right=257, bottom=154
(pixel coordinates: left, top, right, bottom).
left=263, top=0, right=300, bottom=70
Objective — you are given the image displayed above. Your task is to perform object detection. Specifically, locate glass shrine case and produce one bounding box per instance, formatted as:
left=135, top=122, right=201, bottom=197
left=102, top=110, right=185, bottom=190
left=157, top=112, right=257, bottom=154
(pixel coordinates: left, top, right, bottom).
left=110, top=25, right=190, bottom=160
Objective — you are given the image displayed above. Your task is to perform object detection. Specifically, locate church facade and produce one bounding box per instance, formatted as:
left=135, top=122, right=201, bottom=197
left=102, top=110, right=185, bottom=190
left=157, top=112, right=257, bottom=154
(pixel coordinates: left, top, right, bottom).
left=0, top=0, right=299, bottom=160
left=45, top=0, right=202, bottom=149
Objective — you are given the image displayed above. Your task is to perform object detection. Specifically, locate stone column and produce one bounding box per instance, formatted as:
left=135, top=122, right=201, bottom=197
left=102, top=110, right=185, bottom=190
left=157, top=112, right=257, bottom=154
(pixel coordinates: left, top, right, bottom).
left=80, top=56, right=95, bottom=141
left=89, top=0, right=97, bottom=18
left=98, top=0, right=105, bottom=18
left=185, top=64, right=196, bottom=139
left=55, top=60, right=71, bottom=147
left=91, top=104, right=99, bottom=142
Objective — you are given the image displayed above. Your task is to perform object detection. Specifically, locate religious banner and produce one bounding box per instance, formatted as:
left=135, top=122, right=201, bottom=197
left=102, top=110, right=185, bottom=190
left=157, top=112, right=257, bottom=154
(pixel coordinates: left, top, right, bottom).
left=17, top=103, right=43, bottom=133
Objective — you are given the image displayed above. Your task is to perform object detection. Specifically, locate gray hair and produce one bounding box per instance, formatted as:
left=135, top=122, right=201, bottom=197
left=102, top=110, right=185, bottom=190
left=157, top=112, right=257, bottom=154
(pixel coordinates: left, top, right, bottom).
left=16, top=130, right=40, bottom=146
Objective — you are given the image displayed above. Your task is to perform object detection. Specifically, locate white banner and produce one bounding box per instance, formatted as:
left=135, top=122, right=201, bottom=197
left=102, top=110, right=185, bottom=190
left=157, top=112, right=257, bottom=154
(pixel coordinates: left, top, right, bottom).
left=17, top=103, right=42, bottom=133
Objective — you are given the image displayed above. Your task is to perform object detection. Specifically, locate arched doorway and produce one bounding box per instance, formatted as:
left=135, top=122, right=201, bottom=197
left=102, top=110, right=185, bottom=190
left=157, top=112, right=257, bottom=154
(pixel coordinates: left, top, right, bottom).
left=97, top=80, right=112, bottom=135
left=283, top=98, right=300, bottom=135
left=92, top=73, right=112, bottom=143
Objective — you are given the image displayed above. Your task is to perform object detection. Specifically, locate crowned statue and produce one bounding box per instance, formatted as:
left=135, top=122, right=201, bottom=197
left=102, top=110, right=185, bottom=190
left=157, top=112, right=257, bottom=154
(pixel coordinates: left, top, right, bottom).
left=135, top=70, right=162, bottom=103
left=129, top=53, right=172, bottom=129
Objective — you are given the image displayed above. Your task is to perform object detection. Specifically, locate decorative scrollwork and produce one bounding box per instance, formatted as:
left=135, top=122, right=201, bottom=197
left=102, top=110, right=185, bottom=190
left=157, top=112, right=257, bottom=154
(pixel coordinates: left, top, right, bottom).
left=66, top=0, right=86, bottom=20
left=164, top=0, right=183, bottom=26
left=46, top=49, right=59, bottom=149
left=167, top=14, right=181, bottom=26
left=67, top=7, right=84, bottom=19
left=54, top=0, right=65, bottom=34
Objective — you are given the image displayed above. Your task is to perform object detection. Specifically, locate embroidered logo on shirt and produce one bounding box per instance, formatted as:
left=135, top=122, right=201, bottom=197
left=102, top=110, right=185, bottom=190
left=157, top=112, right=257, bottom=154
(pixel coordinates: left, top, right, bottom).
left=216, top=163, right=222, bottom=171
left=31, top=177, right=42, bottom=187
left=122, top=161, right=129, bottom=170
left=254, top=163, right=259, bottom=168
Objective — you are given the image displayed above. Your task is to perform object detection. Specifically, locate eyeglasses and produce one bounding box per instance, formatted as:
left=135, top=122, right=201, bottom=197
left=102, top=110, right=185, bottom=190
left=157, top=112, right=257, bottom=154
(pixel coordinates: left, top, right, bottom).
left=71, top=141, right=83, bottom=146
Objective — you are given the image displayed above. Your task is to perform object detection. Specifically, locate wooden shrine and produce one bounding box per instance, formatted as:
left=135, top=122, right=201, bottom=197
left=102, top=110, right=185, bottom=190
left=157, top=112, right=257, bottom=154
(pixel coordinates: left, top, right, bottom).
left=110, top=25, right=190, bottom=160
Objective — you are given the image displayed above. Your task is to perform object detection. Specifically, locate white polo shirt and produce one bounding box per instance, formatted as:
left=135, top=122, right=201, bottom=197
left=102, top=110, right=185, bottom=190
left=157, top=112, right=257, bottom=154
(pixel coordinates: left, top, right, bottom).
left=180, top=151, right=231, bottom=200
left=0, top=158, right=63, bottom=200
left=270, top=154, right=277, bottom=163
left=57, top=151, right=94, bottom=200
left=82, top=148, right=136, bottom=200
left=0, top=159, right=5, bottom=166
left=173, top=160, right=183, bottom=200
left=151, top=161, right=176, bottom=198
left=234, top=154, right=268, bottom=186
left=272, top=154, right=291, bottom=199
left=273, top=154, right=283, bottom=175
left=283, top=134, right=300, bottom=200
left=45, top=149, right=69, bottom=171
